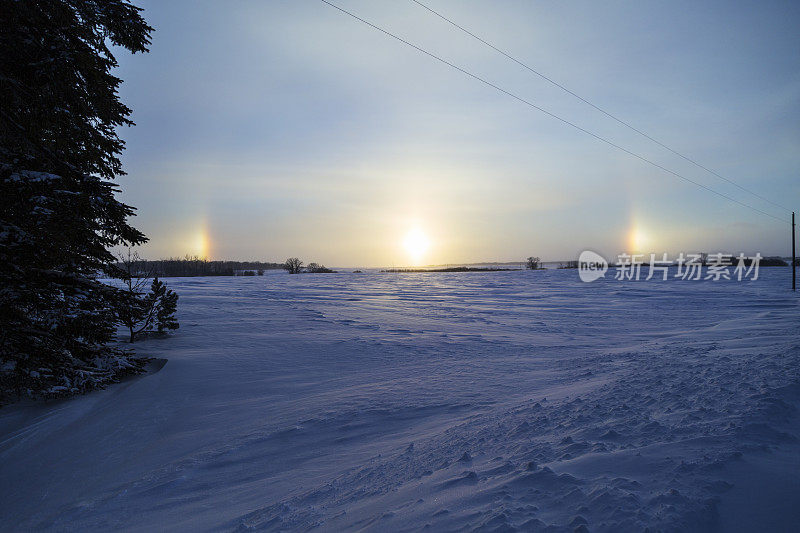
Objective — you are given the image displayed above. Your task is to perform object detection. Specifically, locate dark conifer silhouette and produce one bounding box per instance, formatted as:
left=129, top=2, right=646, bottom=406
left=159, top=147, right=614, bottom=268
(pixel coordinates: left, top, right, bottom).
left=116, top=250, right=179, bottom=343
left=151, top=278, right=179, bottom=334
left=0, top=1, right=154, bottom=399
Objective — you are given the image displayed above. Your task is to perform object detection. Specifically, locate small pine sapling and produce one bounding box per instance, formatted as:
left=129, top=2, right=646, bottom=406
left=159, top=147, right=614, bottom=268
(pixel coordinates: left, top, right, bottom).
left=151, top=278, right=179, bottom=333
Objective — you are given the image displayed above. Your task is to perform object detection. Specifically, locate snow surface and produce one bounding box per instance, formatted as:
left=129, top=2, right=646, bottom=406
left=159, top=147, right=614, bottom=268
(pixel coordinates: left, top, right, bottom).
left=1, top=268, right=799, bottom=531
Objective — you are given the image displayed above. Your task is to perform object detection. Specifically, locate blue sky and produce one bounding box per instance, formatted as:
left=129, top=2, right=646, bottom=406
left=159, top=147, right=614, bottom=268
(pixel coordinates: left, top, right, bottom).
left=114, top=0, right=800, bottom=266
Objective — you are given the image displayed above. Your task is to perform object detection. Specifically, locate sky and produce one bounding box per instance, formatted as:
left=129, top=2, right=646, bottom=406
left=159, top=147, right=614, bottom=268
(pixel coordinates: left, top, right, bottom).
left=114, top=0, right=800, bottom=267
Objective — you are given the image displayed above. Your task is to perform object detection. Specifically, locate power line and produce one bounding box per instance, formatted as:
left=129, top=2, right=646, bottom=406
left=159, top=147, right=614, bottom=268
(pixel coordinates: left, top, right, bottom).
left=410, top=0, right=791, bottom=214
left=319, top=0, right=785, bottom=223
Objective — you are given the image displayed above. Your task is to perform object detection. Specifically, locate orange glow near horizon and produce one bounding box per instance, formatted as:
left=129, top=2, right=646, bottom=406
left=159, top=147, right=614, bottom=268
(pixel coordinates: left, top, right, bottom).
left=192, top=226, right=211, bottom=259
left=626, top=220, right=649, bottom=254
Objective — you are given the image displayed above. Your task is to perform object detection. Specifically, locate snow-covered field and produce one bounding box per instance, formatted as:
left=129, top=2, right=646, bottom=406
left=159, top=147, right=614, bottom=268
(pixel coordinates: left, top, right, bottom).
left=1, top=269, right=799, bottom=531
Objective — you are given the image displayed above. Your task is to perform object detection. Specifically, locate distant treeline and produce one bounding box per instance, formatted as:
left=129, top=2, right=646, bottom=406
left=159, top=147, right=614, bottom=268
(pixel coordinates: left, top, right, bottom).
left=121, top=256, right=284, bottom=277
left=605, top=256, right=789, bottom=268
left=748, top=257, right=787, bottom=267
left=382, top=267, right=520, bottom=273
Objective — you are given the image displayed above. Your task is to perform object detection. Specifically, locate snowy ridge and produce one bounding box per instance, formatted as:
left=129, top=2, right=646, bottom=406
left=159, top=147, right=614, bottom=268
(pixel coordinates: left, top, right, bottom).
left=234, top=310, right=799, bottom=532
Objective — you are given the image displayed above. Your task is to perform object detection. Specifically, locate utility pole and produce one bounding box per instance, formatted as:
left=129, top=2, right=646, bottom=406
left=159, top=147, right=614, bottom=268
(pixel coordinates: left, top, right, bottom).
left=793, top=212, right=796, bottom=291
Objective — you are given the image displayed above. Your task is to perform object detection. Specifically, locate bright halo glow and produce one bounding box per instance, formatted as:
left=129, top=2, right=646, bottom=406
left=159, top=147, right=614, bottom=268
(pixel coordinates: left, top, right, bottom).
left=403, top=228, right=430, bottom=265
left=627, top=226, right=648, bottom=253
left=193, top=226, right=210, bottom=259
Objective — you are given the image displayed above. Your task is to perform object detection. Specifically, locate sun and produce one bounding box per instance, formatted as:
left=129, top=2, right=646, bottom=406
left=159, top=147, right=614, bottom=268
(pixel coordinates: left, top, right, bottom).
left=403, top=228, right=430, bottom=265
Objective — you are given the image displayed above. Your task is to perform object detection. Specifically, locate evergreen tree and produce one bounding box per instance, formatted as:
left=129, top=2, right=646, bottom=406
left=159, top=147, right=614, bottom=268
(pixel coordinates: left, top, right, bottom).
left=117, top=248, right=154, bottom=343
left=151, top=278, right=179, bottom=334
left=114, top=249, right=179, bottom=343
left=0, top=1, right=154, bottom=400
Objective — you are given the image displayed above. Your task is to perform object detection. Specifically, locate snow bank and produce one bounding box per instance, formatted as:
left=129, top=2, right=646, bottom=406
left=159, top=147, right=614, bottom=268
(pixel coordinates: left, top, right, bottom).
left=0, top=269, right=798, bottom=531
